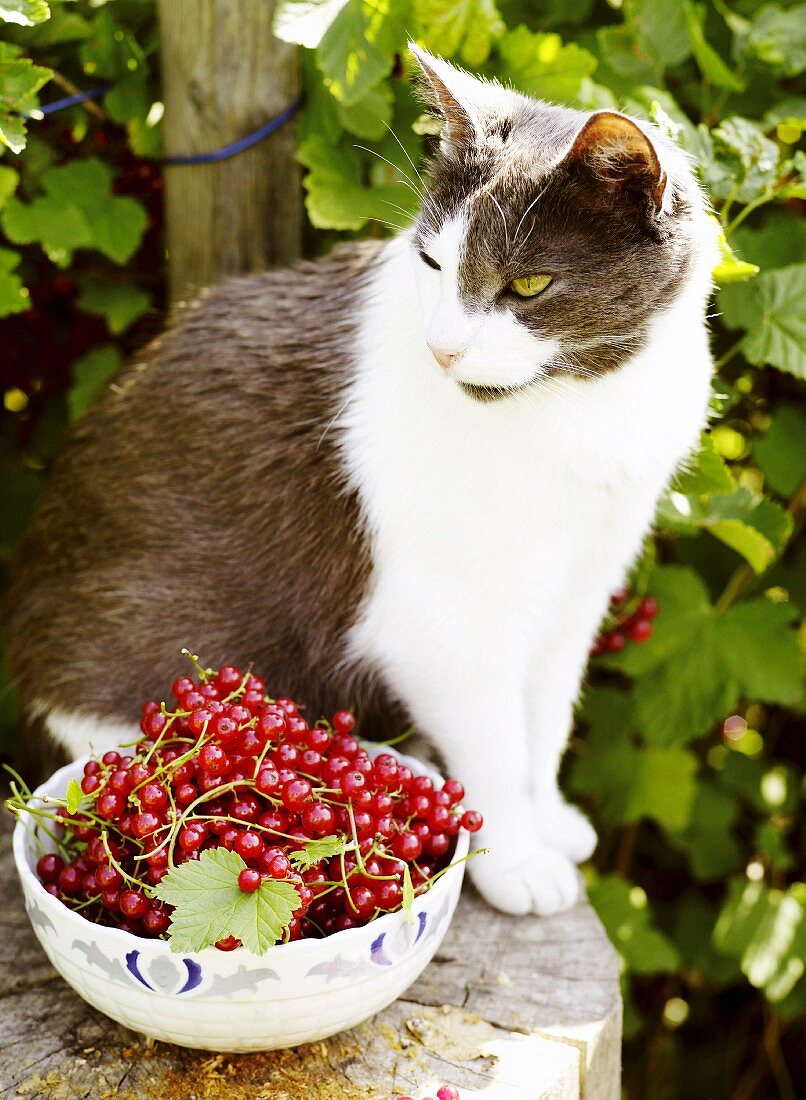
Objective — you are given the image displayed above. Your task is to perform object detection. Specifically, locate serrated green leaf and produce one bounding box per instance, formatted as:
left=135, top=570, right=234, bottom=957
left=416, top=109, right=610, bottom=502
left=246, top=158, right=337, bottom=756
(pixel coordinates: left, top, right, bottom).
left=664, top=781, right=742, bottom=880
left=754, top=407, right=806, bottom=497
left=589, top=875, right=680, bottom=974
left=659, top=487, right=792, bottom=572
left=711, top=117, right=780, bottom=203
left=298, top=132, right=416, bottom=230
left=730, top=209, right=806, bottom=271
left=0, top=1, right=50, bottom=28
left=682, top=1, right=744, bottom=90
left=335, top=80, right=393, bottom=139
left=154, top=847, right=247, bottom=952
left=604, top=566, right=803, bottom=743
left=0, top=165, right=19, bottom=208
left=572, top=688, right=697, bottom=830
left=289, top=834, right=347, bottom=871
left=65, top=778, right=82, bottom=815
left=318, top=0, right=409, bottom=106
left=499, top=26, right=597, bottom=103
left=742, top=3, right=806, bottom=78
left=1, top=158, right=147, bottom=267
left=67, top=345, right=121, bottom=421
left=672, top=432, right=735, bottom=495
left=0, top=44, right=52, bottom=153
left=627, top=0, right=692, bottom=68
left=77, top=280, right=150, bottom=335
left=720, top=264, right=806, bottom=380
left=274, top=0, right=350, bottom=48
left=227, top=878, right=300, bottom=955
left=0, top=247, right=28, bottom=317
left=415, top=0, right=504, bottom=67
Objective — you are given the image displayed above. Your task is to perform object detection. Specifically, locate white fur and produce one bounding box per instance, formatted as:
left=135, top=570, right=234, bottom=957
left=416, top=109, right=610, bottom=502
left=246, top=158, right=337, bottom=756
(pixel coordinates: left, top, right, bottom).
left=341, top=217, right=715, bottom=915
left=42, top=706, right=137, bottom=759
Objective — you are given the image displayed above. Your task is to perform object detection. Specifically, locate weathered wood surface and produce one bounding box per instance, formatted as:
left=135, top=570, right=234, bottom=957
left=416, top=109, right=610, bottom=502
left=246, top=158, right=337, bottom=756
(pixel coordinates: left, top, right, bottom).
left=0, top=811, right=621, bottom=1100
left=158, top=0, right=302, bottom=303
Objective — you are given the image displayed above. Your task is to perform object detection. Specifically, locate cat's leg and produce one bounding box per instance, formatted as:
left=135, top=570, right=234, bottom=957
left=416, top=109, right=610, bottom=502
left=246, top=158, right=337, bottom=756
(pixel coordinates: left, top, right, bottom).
left=357, top=609, right=581, bottom=916
left=414, top=679, right=581, bottom=917
left=526, top=618, right=600, bottom=864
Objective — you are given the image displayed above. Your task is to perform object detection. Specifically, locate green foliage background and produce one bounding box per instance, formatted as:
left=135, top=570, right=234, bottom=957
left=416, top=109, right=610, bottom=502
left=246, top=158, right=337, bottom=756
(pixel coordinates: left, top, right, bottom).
left=1, top=1, right=804, bottom=1096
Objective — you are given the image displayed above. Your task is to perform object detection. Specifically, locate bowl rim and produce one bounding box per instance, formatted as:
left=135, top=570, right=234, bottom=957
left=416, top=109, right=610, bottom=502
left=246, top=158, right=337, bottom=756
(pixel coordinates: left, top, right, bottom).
left=13, top=744, right=470, bottom=961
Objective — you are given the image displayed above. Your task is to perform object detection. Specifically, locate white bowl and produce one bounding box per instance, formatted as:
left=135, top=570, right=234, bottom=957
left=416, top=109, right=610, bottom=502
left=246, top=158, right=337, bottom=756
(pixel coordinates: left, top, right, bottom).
left=13, top=747, right=468, bottom=1051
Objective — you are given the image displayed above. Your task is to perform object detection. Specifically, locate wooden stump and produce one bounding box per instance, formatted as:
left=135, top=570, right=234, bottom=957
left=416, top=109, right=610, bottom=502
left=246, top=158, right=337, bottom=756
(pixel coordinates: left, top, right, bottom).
left=0, top=811, right=621, bottom=1099
left=157, top=0, right=302, bottom=303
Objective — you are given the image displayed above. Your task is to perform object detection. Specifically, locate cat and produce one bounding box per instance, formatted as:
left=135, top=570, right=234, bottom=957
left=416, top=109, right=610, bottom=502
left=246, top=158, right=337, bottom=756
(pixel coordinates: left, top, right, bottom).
left=6, top=47, right=717, bottom=916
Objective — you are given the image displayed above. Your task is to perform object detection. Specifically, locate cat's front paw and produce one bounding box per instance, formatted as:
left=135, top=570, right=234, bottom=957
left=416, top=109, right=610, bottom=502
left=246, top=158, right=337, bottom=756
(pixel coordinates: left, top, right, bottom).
left=533, top=798, right=597, bottom=864
left=469, top=842, right=581, bottom=916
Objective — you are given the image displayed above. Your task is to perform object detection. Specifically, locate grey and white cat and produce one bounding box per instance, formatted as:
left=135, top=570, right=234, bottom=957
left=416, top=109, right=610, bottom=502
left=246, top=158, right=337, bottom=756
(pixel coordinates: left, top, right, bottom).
left=7, top=48, right=716, bottom=915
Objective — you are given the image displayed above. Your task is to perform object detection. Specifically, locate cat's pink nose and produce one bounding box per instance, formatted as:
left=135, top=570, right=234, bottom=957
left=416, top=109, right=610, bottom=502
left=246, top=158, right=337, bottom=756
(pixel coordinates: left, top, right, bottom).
left=428, top=342, right=462, bottom=370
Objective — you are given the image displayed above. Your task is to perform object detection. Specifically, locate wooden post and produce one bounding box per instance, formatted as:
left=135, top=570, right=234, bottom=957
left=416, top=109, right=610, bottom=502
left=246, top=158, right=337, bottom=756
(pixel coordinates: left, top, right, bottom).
left=157, top=0, right=302, bottom=303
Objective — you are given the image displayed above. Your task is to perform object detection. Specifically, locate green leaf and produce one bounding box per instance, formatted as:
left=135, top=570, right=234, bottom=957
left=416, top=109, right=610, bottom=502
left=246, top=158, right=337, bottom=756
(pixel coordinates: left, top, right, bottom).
left=0, top=43, right=52, bottom=153
left=572, top=688, right=698, bottom=829
left=605, top=566, right=803, bottom=743
left=713, top=879, right=805, bottom=1002
left=227, top=878, right=301, bottom=956
left=0, top=165, right=19, bottom=208
left=65, top=778, right=82, bottom=815
left=274, top=0, right=350, bottom=49
left=742, top=4, right=806, bottom=77
left=67, top=346, right=121, bottom=421
left=627, top=0, right=692, bottom=68
left=77, top=280, right=150, bottom=335
left=1, top=158, right=147, bottom=267
left=415, top=0, right=505, bottom=67
left=499, top=26, right=598, bottom=104
left=720, top=264, right=806, bottom=380
left=664, top=781, right=742, bottom=880
left=588, top=876, right=680, bottom=974
left=0, top=1, right=50, bottom=28
left=660, top=486, right=792, bottom=572
left=298, top=132, right=416, bottom=230
left=754, top=407, right=806, bottom=497
left=335, top=80, right=394, bottom=139
left=707, top=488, right=792, bottom=572
left=671, top=432, right=735, bottom=495
left=154, top=847, right=299, bottom=955
left=730, top=209, right=806, bottom=271
left=682, top=1, right=744, bottom=90
left=711, top=117, right=780, bottom=203
left=289, top=834, right=347, bottom=872
left=317, top=0, right=409, bottom=106
left=0, top=247, right=29, bottom=317
left=712, top=220, right=759, bottom=284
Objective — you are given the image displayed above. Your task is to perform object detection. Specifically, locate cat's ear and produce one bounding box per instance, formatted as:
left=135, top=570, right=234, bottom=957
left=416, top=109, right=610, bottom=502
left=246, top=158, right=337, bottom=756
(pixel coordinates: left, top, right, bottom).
left=562, top=111, right=667, bottom=214
left=408, top=43, right=486, bottom=153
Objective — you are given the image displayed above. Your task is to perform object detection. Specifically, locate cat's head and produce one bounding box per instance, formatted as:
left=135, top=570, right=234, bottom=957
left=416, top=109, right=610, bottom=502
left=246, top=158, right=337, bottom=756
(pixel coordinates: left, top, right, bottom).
left=407, top=46, right=710, bottom=402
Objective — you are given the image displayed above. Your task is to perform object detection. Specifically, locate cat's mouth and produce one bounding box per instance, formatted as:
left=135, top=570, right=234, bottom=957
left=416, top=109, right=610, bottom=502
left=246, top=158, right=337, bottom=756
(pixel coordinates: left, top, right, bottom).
left=457, top=375, right=542, bottom=403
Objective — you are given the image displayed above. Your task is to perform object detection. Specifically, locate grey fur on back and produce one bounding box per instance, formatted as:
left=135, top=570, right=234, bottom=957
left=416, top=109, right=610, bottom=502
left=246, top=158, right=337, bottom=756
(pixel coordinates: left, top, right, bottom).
left=6, top=241, right=398, bottom=739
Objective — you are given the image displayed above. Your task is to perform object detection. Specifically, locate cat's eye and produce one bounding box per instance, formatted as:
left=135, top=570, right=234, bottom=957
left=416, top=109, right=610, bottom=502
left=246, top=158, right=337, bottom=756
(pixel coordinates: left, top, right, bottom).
left=510, top=274, right=552, bottom=298
left=419, top=250, right=441, bottom=271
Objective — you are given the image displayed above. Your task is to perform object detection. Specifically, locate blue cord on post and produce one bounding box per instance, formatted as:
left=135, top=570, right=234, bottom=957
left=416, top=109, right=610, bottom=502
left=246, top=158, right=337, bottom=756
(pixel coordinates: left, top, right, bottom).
left=23, top=88, right=303, bottom=165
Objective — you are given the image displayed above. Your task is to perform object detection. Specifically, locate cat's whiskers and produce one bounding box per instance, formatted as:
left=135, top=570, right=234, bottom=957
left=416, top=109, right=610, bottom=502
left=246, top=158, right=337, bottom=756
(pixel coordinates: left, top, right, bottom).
left=381, top=122, right=428, bottom=196
left=487, top=192, right=510, bottom=256
left=353, top=145, right=426, bottom=205
left=512, top=185, right=550, bottom=253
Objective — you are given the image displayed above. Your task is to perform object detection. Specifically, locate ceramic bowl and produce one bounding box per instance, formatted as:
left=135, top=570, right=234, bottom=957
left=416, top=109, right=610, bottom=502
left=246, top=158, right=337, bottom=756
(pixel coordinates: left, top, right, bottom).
left=13, top=747, right=468, bottom=1051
